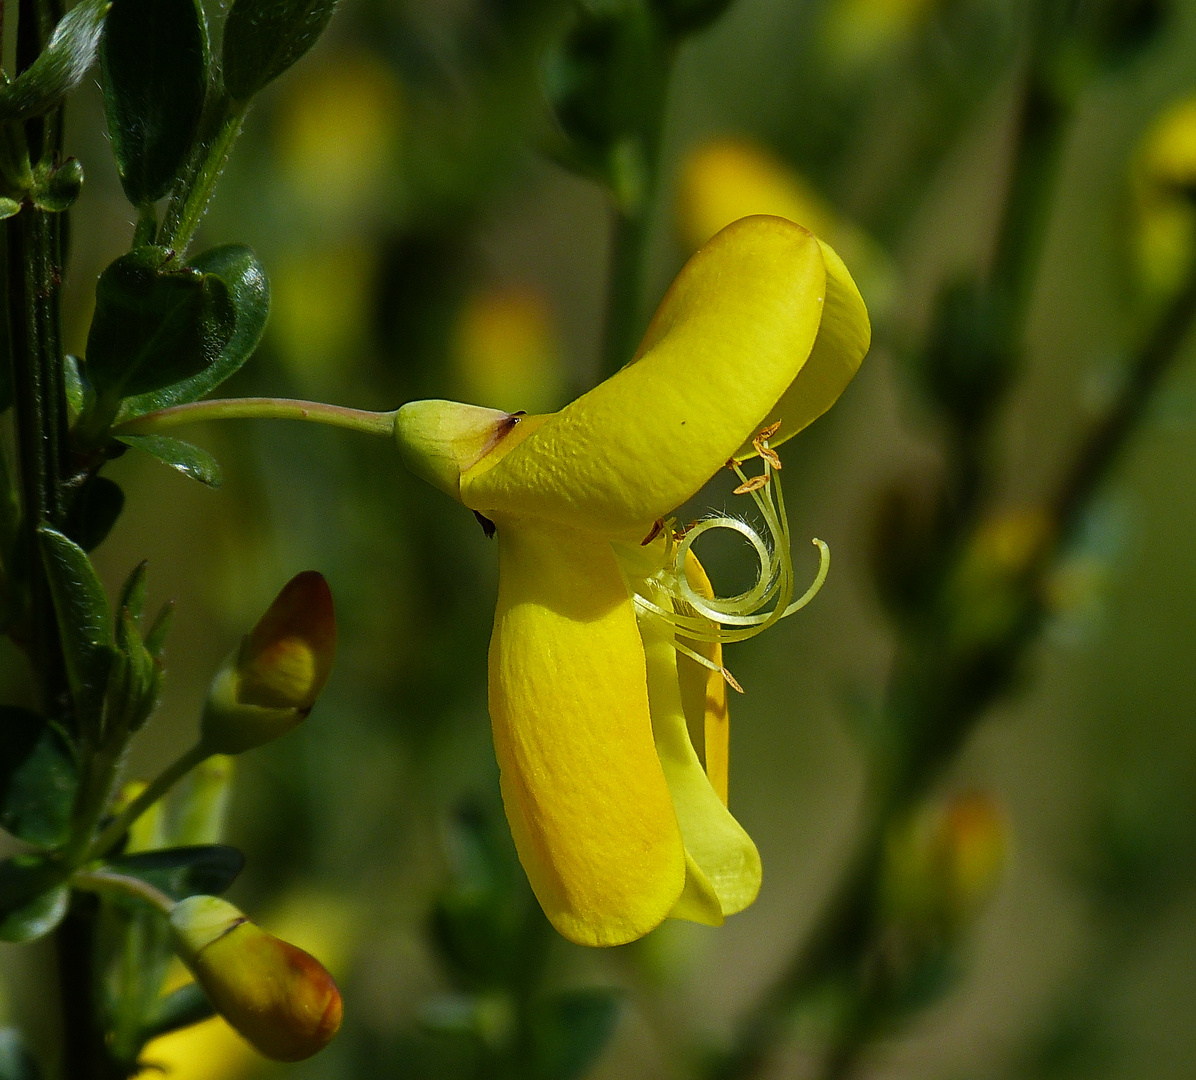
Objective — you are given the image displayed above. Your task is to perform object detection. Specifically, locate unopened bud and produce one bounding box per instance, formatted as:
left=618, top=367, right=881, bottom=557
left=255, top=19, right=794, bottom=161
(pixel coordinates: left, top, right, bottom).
left=169, top=895, right=343, bottom=1061
left=394, top=400, right=524, bottom=500
left=881, top=790, right=1009, bottom=933
left=200, top=572, right=336, bottom=755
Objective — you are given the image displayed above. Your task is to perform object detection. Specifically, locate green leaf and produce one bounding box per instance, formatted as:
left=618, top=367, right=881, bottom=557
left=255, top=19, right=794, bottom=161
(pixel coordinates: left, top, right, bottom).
left=105, top=845, right=245, bottom=901
left=38, top=526, right=115, bottom=728
left=222, top=0, right=340, bottom=101
left=0, top=708, right=78, bottom=848
left=140, top=982, right=215, bottom=1041
left=120, top=245, right=270, bottom=418
left=111, top=607, right=161, bottom=732
left=530, top=990, right=622, bottom=1080
left=117, top=434, right=222, bottom=487
left=30, top=158, right=84, bottom=213
left=101, top=0, right=210, bottom=205
left=0, top=1028, right=42, bottom=1080
left=119, top=560, right=149, bottom=623
left=144, top=601, right=174, bottom=659
left=0, top=0, right=111, bottom=122
left=62, top=475, right=124, bottom=552
left=63, top=354, right=89, bottom=420
left=83, top=246, right=235, bottom=433
left=0, top=199, right=22, bottom=221
left=0, top=857, right=69, bottom=942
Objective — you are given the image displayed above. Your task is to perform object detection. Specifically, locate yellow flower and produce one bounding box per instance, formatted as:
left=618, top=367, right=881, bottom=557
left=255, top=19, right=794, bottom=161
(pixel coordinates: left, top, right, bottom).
left=395, top=216, right=870, bottom=945
left=1132, top=97, right=1196, bottom=300
left=676, top=138, right=894, bottom=315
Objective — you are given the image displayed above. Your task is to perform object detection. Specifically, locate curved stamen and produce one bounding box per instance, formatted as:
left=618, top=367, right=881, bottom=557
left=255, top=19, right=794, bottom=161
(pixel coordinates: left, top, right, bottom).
left=629, top=431, right=831, bottom=672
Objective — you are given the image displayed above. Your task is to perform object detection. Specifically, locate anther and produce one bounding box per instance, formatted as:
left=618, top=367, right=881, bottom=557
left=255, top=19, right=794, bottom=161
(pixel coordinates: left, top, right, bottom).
left=758, top=420, right=782, bottom=441
left=721, top=667, right=745, bottom=694
left=733, top=474, right=770, bottom=495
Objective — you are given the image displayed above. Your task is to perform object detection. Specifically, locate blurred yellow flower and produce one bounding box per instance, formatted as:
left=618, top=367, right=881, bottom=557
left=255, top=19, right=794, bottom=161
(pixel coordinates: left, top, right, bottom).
left=881, top=790, right=1009, bottom=933
left=452, top=285, right=566, bottom=415
left=396, top=216, right=870, bottom=945
left=270, top=245, right=375, bottom=391
left=822, top=0, right=941, bottom=64
left=1132, top=97, right=1196, bottom=300
left=275, top=52, right=403, bottom=212
left=676, top=138, right=893, bottom=313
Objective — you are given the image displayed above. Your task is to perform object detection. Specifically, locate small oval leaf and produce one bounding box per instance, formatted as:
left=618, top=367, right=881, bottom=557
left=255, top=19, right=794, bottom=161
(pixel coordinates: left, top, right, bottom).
left=104, top=844, right=245, bottom=901
left=83, top=247, right=236, bottom=434
left=222, top=0, right=339, bottom=101
left=38, top=526, right=115, bottom=728
left=117, top=434, right=222, bottom=487
left=0, top=0, right=110, bottom=122
left=101, top=0, right=210, bottom=205
left=0, top=857, right=69, bottom=943
left=120, top=245, right=269, bottom=419
left=0, top=708, right=78, bottom=849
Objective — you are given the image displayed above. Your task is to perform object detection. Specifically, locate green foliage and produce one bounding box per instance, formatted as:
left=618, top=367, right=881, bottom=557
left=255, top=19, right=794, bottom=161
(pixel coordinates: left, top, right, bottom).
left=103, top=844, right=245, bottom=901
left=0, top=0, right=110, bottom=122
left=82, top=246, right=236, bottom=435
left=62, top=476, right=125, bottom=552
left=648, top=0, right=733, bottom=36
left=30, top=157, right=84, bottom=212
left=119, top=245, right=269, bottom=420
left=0, top=857, right=69, bottom=942
left=101, top=0, right=211, bottom=206
left=0, top=1030, right=41, bottom=1080
left=138, top=982, right=216, bottom=1041
left=530, top=990, right=622, bottom=1080
left=222, top=0, right=341, bottom=101
left=0, top=708, right=78, bottom=848
left=38, top=527, right=115, bottom=731
left=117, top=434, right=223, bottom=487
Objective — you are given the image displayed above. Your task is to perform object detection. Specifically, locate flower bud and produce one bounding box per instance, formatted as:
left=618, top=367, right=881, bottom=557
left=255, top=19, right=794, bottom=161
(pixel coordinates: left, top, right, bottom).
left=1132, top=97, right=1196, bottom=299
left=881, top=790, right=1009, bottom=934
left=169, top=895, right=343, bottom=1061
left=394, top=400, right=525, bottom=500
left=200, top=572, right=336, bottom=755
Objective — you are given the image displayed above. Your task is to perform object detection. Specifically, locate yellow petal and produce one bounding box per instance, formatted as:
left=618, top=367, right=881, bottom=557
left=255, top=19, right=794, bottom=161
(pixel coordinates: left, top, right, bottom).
left=488, top=521, right=686, bottom=945
left=463, top=217, right=832, bottom=536
left=736, top=238, right=870, bottom=459
left=674, top=552, right=730, bottom=805
left=641, top=618, right=761, bottom=919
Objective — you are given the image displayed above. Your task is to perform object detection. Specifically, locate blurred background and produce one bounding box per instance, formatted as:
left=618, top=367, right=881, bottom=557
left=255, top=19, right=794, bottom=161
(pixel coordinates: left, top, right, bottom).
left=5, top=0, right=1196, bottom=1076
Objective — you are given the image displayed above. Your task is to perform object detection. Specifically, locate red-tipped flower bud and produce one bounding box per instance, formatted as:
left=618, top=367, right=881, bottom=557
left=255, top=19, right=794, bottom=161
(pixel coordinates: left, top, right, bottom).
left=881, top=790, right=1009, bottom=933
left=200, top=572, right=336, bottom=755
left=169, top=895, right=343, bottom=1061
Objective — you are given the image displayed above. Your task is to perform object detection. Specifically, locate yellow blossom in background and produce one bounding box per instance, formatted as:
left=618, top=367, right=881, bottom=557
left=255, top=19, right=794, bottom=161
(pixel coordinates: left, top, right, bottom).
left=1131, top=97, right=1196, bottom=301
left=143, top=892, right=358, bottom=1080
left=452, top=285, right=567, bottom=415
left=275, top=52, right=403, bottom=214
left=821, top=0, right=941, bottom=65
left=676, top=138, right=894, bottom=315
left=270, top=245, right=376, bottom=392
left=396, top=216, right=870, bottom=945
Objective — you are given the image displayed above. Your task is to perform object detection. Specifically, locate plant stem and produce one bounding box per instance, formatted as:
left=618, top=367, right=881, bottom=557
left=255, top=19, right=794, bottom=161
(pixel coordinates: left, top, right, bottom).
left=89, top=743, right=211, bottom=860
left=602, top=199, right=655, bottom=375
left=71, top=870, right=176, bottom=914
left=115, top=397, right=401, bottom=438
left=156, top=96, right=247, bottom=255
